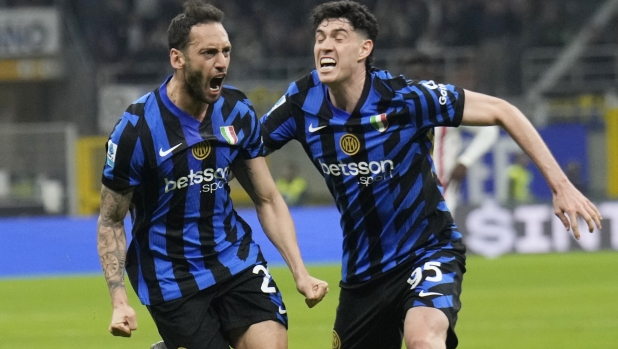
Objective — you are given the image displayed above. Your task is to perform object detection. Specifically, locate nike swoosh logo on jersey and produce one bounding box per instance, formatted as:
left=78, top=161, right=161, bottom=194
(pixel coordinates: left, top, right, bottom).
left=278, top=306, right=287, bottom=315
left=419, top=290, right=443, bottom=297
left=159, top=143, right=182, bottom=157
left=309, top=124, right=327, bottom=133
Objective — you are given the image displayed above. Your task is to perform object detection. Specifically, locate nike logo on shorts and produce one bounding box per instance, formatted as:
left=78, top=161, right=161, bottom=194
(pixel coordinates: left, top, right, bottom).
left=419, top=290, right=443, bottom=297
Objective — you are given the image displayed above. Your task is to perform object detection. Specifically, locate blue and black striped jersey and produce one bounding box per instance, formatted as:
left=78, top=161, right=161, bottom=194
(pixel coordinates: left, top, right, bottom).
left=102, top=77, right=265, bottom=305
left=261, top=69, right=465, bottom=284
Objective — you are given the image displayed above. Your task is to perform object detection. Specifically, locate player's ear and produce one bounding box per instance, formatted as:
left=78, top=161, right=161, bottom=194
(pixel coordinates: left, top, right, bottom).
left=358, top=39, right=373, bottom=62
left=170, top=48, right=186, bottom=70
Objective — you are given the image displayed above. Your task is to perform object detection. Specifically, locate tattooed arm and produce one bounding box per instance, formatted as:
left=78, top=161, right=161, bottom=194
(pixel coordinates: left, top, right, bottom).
left=231, top=157, right=328, bottom=308
left=97, top=184, right=137, bottom=337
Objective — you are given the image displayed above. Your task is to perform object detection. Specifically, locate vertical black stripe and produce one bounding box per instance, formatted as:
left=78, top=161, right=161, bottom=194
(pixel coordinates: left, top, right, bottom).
left=349, top=74, right=384, bottom=279
left=198, top=98, right=232, bottom=282
left=156, top=91, right=200, bottom=297
left=130, top=101, right=165, bottom=304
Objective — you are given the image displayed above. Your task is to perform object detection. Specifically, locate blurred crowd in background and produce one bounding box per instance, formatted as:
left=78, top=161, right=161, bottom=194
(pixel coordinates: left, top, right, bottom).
left=0, top=0, right=615, bottom=214
left=26, top=0, right=613, bottom=95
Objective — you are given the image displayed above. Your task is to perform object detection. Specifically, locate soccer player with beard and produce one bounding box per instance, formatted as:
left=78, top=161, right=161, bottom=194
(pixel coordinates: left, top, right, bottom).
left=97, top=2, right=328, bottom=349
left=260, top=1, right=602, bottom=348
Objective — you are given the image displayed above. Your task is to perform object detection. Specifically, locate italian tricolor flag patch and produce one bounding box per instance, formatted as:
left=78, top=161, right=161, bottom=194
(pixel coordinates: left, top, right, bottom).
left=370, top=113, right=388, bottom=132
left=220, top=126, right=238, bottom=145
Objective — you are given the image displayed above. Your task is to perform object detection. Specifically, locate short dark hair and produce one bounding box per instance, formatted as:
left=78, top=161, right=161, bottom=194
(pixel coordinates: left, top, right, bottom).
left=311, top=1, right=379, bottom=69
left=168, top=0, right=224, bottom=51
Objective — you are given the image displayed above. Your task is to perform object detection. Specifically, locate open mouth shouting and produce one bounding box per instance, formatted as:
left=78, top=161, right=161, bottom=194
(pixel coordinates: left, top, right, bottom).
left=320, top=57, right=336, bottom=72
left=209, top=75, right=225, bottom=93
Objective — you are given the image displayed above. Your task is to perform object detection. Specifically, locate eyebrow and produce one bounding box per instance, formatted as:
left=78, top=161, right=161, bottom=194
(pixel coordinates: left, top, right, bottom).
left=315, top=28, right=349, bottom=35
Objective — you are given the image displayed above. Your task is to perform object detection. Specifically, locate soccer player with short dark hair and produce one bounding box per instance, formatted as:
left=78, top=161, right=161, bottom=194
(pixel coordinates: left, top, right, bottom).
left=260, top=1, right=602, bottom=348
left=97, top=1, right=328, bottom=349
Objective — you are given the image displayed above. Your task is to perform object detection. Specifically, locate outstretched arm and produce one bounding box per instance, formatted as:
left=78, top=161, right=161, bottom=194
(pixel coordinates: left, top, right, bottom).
left=231, top=157, right=328, bottom=307
left=461, top=90, right=602, bottom=239
left=97, top=184, right=137, bottom=336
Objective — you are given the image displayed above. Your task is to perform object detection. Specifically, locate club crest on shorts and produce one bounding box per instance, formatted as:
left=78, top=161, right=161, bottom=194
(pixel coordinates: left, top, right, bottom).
left=332, top=330, right=341, bottom=349
left=220, top=126, right=238, bottom=145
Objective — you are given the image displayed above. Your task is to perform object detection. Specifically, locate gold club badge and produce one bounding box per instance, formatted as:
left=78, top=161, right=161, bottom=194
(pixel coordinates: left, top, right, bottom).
left=192, top=141, right=211, bottom=160
left=339, top=134, right=360, bottom=156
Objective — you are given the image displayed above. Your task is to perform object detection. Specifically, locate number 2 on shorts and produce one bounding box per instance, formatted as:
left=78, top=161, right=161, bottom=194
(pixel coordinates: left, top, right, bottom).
left=407, top=261, right=443, bottom=289
left=252, top=265, right=276, bottom=293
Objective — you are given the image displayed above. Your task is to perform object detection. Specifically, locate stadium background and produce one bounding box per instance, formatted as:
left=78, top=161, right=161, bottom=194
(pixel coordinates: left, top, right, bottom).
left=0, top=0, right=617, bottom=348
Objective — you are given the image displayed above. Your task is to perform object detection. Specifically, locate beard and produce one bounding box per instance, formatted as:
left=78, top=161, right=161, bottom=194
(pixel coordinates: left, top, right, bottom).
left=183, top=63, right=219, bottom=105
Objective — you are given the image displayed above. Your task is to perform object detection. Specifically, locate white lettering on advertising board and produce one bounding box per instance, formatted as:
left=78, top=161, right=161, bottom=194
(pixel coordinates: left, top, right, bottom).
left=0, top=8, right=60, bottom=57
left=463, top=200, right=617, bottom=258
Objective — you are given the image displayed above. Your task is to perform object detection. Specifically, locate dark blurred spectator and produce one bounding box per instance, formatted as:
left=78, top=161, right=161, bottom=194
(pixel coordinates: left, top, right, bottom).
left=60, top=0, right=609, bottom=90
left=401, top=51, right=436, bottom=81
left=475, top=0, right=518, bottom=95
left=3, top=0, right=53, bottom=6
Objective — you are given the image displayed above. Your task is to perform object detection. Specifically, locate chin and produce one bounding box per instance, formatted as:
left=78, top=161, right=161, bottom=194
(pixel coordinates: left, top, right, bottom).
left=317, top=71, right=337, bottom=84
left=205, top=95, right=221, bottom=105
left=203, top=88, right=222, bottom=104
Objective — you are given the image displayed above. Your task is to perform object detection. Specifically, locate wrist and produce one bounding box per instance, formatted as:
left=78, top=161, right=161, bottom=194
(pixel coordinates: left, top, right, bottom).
left=549, top=174, right=570, bottom=194
left=291, top=267, right=311, bottom=284
left=110, top=289, right=130, bottom=308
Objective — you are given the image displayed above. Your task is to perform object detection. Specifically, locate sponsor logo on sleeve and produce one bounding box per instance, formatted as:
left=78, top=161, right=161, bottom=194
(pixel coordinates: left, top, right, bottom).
left=106, top=140, right=117, bottom=168
left=266, top=95, right=287, bottom=116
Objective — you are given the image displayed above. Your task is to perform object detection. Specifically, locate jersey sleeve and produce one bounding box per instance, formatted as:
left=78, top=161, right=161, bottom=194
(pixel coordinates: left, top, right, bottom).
left=407, top=80, right=465, bottom=130
left=238, top=99, right=263, bottom=160
left=101, top=114, right=144, bottom=192
left=259, top=94, right=297, bottom=152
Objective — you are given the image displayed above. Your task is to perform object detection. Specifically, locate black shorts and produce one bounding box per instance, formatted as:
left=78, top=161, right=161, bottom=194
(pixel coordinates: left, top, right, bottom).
left=333, top=243, right=466, bottom=349
left=147, top=263, right=288, bottom=349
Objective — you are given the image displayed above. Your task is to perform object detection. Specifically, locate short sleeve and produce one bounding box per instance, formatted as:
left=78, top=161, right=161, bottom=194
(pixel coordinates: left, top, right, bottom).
left=101, top=114, right=144, bottom=192
left=260, top=94, right=297, bottom=152
left=236, top=99, right=263, bottom=160
left=406, top=80, right=465, bottom=130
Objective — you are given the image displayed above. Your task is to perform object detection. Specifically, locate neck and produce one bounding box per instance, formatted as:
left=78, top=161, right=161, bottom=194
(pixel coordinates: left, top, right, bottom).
left=327, top=68, right=366, bottom=114
left=167, top=73, right=208, bottom=122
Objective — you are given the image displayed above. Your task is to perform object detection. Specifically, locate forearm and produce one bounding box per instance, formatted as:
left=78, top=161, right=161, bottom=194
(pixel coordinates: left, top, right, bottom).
left=256, top=196, right=310, bottom=281
left=98, top=219, right=129, bottom=307
left=462, top=91, right=569, bottom=193
left=497, top=104, right=569, bottom=193
left=232, top=157, right=311, bottom=281
left=97, top=186, right=132, bottom=308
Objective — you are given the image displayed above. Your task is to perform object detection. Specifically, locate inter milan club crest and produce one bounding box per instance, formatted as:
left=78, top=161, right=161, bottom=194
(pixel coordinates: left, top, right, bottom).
left=332, top=330, right=341, bottom=349
left=340, top=133, right=360, bottom=156
left=192, top=141, right=211, bottom=160
left=370, top=113, right=388, bottom=132
left=220, top=126, right=238, bottom=145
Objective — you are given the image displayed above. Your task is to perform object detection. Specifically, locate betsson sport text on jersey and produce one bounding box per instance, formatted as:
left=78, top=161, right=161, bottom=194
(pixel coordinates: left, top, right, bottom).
left=164, top=167, right=230, bottom=193
left=319, top=159, right=395, bottom=186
